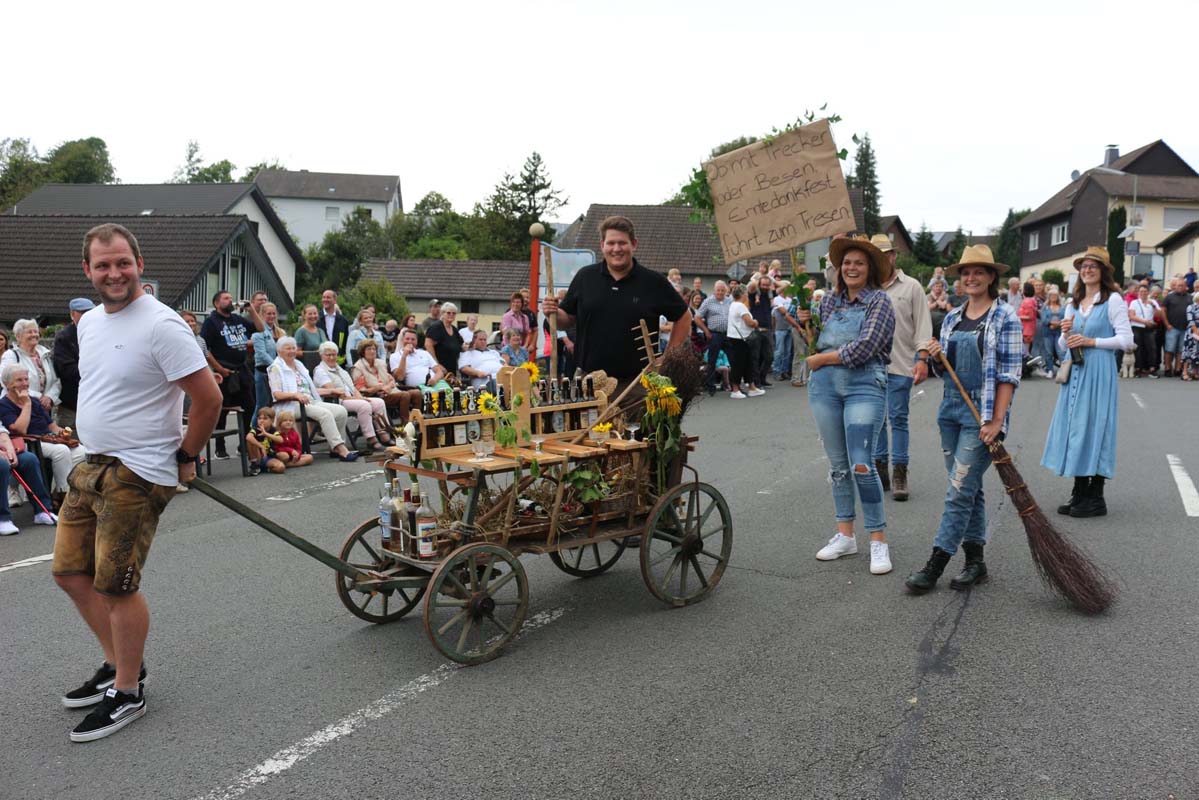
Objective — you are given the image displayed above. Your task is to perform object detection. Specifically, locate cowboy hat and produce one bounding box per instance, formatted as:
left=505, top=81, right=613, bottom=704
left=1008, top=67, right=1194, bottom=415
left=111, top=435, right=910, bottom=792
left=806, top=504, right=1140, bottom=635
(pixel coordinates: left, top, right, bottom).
left=1073, top=245, right=1113, bottom=271
left=869, top=233, right=895, bottom=254
left=828, top=235, right=894, bottom=285
left=946, top=244, right=1009, bottom=278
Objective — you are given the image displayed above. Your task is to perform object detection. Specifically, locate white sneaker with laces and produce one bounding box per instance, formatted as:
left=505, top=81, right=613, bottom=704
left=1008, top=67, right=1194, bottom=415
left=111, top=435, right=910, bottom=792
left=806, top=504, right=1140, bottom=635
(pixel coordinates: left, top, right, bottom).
left=729, top=391, right=747, bottom=399
left=870, top=541, right=893, bottom=574
left=33, top=512, right=57, bottom=526
left=8, top=485, right=24, bottom=507
left=816, top=533, right=858, bottom=561
left=0, top=520, right=19, bottom=535
left=747, top=388, right=766, bottom=397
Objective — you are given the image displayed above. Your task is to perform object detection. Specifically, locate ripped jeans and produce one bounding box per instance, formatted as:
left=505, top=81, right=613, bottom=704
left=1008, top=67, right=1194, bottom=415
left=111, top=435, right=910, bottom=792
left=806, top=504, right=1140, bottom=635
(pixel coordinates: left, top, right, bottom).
left=932, top=403, right=994, bottom=555
left=807, top=363, right=888, bottom=532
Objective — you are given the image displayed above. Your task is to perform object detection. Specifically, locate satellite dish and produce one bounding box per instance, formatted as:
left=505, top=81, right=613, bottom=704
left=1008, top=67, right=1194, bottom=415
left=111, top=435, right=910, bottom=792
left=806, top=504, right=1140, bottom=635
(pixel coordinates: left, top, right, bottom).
left=1070, top=170, right=1081, bottom=181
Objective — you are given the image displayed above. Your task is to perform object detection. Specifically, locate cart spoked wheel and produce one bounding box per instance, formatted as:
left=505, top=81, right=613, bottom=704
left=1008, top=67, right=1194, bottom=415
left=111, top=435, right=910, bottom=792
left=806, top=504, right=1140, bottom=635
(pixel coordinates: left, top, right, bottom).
left=549, top=536, right=626, bottom=578
left=640, top=482, right=732, bottom=607
left=336, top=519, right=427, bottom=623
left=424, top=543, right=529, bottom=665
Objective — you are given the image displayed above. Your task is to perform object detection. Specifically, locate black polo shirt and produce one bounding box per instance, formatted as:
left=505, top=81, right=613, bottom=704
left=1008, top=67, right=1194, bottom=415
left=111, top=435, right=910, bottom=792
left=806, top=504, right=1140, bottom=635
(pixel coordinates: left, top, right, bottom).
left=560, top=259, right=688, bottom=380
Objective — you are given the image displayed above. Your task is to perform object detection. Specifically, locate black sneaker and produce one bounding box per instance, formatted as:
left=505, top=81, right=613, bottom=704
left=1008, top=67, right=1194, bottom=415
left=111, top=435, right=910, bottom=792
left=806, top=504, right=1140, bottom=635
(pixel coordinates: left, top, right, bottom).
left=70, top=686, right=146, bottom=742
left=62, top=662, right=147, bottom=708
left=214, top=450, right=232, bottom=460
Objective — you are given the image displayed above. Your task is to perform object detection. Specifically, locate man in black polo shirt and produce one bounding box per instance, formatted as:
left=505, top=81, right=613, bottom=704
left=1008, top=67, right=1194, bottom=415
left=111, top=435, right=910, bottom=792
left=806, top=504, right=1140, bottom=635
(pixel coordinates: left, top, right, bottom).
left=200, top=291, right=262, bottom=458
left=543, top=215, right=690, bottom=383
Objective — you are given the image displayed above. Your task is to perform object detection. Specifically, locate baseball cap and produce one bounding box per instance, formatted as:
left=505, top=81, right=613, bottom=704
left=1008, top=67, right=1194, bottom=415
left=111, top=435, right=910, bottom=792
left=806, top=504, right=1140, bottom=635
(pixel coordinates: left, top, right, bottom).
left=69, top=298, right=96, bottom=312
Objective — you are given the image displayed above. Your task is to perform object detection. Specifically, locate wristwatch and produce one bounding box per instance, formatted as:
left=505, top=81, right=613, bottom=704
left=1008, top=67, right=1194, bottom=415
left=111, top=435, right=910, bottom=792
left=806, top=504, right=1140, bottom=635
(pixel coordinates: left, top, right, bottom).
left=175, top=447, right=196, bottom=464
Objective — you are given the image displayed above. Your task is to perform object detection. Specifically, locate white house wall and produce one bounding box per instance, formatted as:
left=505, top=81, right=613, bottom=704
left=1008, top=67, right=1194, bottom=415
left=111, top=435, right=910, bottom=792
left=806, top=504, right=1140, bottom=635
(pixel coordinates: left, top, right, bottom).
left=229, top=195, right=297, bottom=300
left=268, top=197, right=392, bottom=250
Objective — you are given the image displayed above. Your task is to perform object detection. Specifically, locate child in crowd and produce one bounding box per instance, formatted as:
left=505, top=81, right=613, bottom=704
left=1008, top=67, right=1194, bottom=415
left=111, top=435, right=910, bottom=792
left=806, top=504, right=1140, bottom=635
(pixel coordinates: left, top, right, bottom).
left=381, top=319, right=399, bottom=355
left=499, top=328, right=529, bottom=367
left=273, top=410, right=313, bottom=468
left=245, top=407, right=286, bottom=475
left=715, top=349, right=732, bottom=391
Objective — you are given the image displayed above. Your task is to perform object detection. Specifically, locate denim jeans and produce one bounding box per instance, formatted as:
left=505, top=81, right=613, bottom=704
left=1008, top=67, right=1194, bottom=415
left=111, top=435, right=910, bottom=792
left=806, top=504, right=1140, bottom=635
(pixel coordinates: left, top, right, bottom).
left=808, top=364, right=888, bottom=531
left=874, top=373, right=914, bottom=466
left=705, top=331, right=729, bottom=390
left=932, top=401, right=993, bottom=555
left=773, top=329, right=793, bottom=374
left=0, top=452, right=53, bottom=520
left=253, top=368, right=273, bottom=419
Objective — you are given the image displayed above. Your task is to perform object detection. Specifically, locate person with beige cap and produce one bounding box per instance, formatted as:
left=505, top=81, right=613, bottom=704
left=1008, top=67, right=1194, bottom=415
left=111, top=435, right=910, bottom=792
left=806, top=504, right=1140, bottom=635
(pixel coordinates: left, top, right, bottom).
left=867, top=233, right=933, bottom=502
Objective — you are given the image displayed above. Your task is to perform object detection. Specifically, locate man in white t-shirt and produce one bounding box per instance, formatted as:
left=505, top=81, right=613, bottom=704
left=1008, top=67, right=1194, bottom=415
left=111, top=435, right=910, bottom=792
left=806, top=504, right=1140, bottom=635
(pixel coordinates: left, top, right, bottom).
left=457, top=329, right=504, bottom=389
left=389, top=328, right=438, bottom=387
left=53, top=223, right=221, bottom=743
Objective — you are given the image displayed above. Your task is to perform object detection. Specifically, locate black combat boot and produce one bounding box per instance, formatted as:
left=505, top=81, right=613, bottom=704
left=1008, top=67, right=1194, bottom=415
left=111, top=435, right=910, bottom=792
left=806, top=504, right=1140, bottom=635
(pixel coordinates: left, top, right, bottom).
left=892, top=464, right=909, bottom=502
left=949, top=541, right=988, bottom=590
left=1070, top=476, right=1107, bottom=518
left=875, top=460, right=891, bottom=491
left=1057, top=476, right=1088, bottom=515
left=905, top=548, right=952, bottom=594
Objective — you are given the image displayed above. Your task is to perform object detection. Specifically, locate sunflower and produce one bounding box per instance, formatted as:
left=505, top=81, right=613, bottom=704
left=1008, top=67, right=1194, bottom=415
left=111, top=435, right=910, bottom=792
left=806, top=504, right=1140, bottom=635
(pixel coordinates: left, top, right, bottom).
left=477, top=391, right=497, bottom=416
left=521, top=360, right=540, bottom=384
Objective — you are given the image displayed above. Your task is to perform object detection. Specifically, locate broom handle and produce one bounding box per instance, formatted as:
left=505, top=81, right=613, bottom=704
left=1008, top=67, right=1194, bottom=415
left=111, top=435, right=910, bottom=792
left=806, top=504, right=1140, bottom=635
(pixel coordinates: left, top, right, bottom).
left=936, top=352, right=985, bottom=428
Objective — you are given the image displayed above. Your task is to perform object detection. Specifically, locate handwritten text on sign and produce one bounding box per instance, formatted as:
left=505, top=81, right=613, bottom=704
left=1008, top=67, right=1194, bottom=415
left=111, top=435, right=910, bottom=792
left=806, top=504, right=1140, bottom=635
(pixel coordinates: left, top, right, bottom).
left=703, top=119, right=854, bottom=264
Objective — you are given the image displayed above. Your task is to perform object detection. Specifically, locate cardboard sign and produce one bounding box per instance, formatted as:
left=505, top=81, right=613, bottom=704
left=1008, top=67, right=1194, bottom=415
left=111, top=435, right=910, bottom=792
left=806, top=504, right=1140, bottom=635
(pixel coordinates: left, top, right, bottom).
left=703, top=119, right=855, bottom=264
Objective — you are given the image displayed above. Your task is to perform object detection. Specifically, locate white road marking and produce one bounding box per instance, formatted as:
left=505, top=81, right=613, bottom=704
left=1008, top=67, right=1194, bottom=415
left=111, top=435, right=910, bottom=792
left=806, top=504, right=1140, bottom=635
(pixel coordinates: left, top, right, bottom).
left=1166, top=455, right=1199, bottom=517
left=264, top=469, right=384, bottom=502
left=192, top=606, right=567, bottom=800
left=1130, top=392, right=1147, bottom=410
left=0, top=552, right=53, bottom=574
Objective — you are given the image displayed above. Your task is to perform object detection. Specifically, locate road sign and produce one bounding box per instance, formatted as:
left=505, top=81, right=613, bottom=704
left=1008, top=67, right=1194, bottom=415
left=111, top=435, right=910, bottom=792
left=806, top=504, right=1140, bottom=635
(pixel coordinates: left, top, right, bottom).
left=1124, top=240, right=1140, bottom=256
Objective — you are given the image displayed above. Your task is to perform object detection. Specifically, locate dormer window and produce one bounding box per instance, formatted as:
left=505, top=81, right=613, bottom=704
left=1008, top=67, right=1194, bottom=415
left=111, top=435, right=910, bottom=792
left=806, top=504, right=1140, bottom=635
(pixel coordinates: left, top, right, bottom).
left=1051, top=222, right=1069, bottom=246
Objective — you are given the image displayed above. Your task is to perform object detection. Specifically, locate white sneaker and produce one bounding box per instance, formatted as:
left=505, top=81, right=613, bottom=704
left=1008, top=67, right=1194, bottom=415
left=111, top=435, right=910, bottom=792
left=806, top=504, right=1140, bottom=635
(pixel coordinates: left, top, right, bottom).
left=33, top=512, right=57, bottom=526
left=870, top=541, right=893, bottom=574
left=729, top=391, right=747, bottom=399
left=8, top=485, right=23, bottom=507
left=0, top=520, right=18, bottom=535
left=816, top=533, right=858, bottom=561
left=175, top=483, right=190, bottom=494
left=747, top=388, right=766, bottom=397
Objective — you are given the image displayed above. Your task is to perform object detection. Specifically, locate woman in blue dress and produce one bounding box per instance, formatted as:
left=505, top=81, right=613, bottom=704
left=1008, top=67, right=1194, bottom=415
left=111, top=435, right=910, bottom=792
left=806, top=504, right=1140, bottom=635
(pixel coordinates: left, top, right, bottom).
left=1034, top=285, right=1065, bottom=377
left=1041, top=246, right=1132, bottom=517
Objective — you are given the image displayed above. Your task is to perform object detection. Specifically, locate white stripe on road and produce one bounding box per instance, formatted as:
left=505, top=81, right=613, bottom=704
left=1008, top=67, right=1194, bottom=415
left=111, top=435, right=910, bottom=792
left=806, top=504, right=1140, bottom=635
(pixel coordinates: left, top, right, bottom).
left=192, top=606, right=567, bottom=800
left=1130, top=392, right=1147, bottom=410
left=264, top=469, right=384, bottom=502
left=0, top=553, right=53, bottom=574
left=1167, top=455, right=1199, bottom=517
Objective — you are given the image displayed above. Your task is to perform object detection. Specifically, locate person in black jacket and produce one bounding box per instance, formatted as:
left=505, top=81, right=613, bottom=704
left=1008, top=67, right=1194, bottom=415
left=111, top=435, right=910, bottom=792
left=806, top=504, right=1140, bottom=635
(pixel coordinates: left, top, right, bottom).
left=319, top=289, right=350, bottom=363
left=52, top=297, right=95, bottom=433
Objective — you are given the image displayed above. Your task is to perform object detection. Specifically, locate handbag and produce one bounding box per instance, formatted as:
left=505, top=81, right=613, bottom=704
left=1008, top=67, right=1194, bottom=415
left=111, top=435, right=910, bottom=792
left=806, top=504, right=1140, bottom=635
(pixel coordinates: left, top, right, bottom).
left=1054, top=359, right=1072, bottom=384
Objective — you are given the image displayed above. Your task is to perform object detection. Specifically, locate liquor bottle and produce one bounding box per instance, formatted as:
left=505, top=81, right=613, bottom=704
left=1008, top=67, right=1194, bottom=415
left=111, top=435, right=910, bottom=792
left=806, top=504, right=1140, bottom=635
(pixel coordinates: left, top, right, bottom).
left=390, top=479, right=406, bottom=552
left=571, top=376, right=581, bottom=402
left=551, top=409, right=565, bottom=433
left=421, top=392, right=432, bottom=417
left=404, top=483, right=417, bottom=556
left=414, top=486, right=437, bottom=559
left=550, top=379, right=560, bottom=405
left=451, top=388, right=462, bottom=417
left=378, top=484, right=393, bottom=549
left=585, top=376, right=595, bottom=400
left=452, top=415, right=467, bottom=446
left=466, top=419, right=481, bottom=442
left=437, top=389, right=449, bottom=418
left=496, top=385, right=507, bottom=411
left=467, top=389, right=478, bottom=414
left=561, top=378, right=572, bottom=404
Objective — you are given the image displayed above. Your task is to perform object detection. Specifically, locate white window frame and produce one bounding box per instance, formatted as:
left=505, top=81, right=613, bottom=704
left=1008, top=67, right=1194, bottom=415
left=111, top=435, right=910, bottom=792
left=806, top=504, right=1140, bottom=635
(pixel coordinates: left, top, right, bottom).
left=1163, top=207, right=1199, bottom=232
left=1051, top=222, right=1069, bottom=246
left=1129, top=205, right=1146, bottom=228
left=325, top=206, right=340, bottom=221
left=1028, top=231, right=1039, bottom=251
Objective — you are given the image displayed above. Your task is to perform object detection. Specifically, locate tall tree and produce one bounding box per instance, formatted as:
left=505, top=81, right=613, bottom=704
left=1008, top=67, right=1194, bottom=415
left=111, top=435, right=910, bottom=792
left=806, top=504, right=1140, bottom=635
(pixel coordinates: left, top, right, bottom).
left=173, top=140, right=236, bottom=183
left=466, top=152, right=567, bottom=260
left=1107, top=206, right=1127, bottom=284
left=946, top=227, right=967, bottom=266
left=44, top=137, right=115, bottom=184
left=0, top=138, right=47, bottom=210
left=851, top=133, right=881, bottom=234
left=993, top=207, right=1030, bottom=271
left=912, top=224, right=940, bottom=266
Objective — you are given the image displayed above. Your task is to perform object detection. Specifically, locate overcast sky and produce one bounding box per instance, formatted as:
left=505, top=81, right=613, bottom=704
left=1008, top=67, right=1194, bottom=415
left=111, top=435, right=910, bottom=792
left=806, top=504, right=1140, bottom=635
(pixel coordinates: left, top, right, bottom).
left=9, top=0, right=1198, bottom=237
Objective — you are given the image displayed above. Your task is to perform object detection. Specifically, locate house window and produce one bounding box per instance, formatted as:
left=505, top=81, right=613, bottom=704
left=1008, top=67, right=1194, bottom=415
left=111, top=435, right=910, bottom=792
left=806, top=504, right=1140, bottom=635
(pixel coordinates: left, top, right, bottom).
left=1051, top=222, right=1069, bottom=246
left=1028, top=231, right=1039, bottom=251
left=460, top=299, right=480, bottom=313
left=1163, top=207, right=1199, bottom=231
left=1129, top=205, right=1146, bottom=228
left=325, top=206, right=340, bottom=221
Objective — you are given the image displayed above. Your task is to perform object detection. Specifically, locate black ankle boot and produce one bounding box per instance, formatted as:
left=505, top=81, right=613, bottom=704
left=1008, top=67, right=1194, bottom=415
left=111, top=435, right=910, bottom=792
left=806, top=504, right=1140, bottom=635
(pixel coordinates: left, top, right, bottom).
left=876, top=460, right=891, bottom=491
left=949, top=542, right=988, bottom=590
left=1070, top=476, right=1108, bottom=518
left=905, top=548, right=952, bottom=594
left=1057, top=476, right=1088, bottom=515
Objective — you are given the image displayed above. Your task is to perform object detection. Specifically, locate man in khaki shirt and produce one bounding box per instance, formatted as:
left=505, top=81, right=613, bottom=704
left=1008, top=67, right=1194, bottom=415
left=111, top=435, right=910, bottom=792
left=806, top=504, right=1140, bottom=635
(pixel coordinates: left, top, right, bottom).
left=869, top=234, right=932, bottom=501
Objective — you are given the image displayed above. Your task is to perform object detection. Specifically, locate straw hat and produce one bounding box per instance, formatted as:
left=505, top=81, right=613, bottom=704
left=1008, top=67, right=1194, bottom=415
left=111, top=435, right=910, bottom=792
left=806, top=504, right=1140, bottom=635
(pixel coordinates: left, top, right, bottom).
left=1073, top=245, right=1113, bottom=271
left=869, top=233, right=895, bottom=254
left=827, top=235, right=894, bottom=285
left=946, top=244, right=1009, bottom=278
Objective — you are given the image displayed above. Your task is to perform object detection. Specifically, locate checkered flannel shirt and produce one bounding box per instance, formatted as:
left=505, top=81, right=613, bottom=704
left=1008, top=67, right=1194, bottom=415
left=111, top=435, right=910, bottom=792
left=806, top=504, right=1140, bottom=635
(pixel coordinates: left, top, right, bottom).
left=937, top=300, right=1023, bottom=433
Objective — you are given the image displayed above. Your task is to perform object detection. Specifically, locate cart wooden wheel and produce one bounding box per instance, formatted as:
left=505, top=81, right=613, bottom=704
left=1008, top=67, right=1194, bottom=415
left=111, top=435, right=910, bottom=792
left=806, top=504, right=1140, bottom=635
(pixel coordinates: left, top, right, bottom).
left=335, top=519, right=426, bottom=624
left=549, top=537, right=626, bottom=578
left=423, top=543, right=529, bottom=665
left=640, top=482, right=732, bottom=607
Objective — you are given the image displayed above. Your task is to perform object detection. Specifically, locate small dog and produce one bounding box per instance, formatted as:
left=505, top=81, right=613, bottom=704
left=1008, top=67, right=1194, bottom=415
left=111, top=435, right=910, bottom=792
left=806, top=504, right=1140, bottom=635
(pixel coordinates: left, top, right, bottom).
left=1120, top=350, right=1135, bottom=379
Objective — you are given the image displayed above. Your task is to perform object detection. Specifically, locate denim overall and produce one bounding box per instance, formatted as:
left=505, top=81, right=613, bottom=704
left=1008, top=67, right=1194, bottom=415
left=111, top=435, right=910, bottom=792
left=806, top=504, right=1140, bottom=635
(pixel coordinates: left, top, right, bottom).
left=807, top=304, right=888, bottom=532
left=934, top=325, right=992, bottom=555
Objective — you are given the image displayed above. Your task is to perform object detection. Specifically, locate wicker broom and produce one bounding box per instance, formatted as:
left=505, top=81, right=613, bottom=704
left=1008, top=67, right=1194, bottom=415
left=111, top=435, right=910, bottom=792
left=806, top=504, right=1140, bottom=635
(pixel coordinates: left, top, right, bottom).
left=937, top=353, right=1118, bottom=614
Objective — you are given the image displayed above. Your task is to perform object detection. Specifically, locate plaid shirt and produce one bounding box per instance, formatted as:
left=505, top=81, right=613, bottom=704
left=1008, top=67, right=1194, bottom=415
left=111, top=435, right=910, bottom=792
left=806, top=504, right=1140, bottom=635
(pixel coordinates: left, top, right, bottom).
left=817, top=287, right=895, bottom=368
left=936, top=300, right=1023, bottom=433
left=696, top=295, right=732, bottom=333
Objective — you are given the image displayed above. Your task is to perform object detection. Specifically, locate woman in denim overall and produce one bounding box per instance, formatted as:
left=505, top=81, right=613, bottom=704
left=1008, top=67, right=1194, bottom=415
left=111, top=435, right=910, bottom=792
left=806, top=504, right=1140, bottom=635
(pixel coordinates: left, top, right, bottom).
left=798, top=237, right=897, bottom=575
left=906, top=247, right=1022, bottom=593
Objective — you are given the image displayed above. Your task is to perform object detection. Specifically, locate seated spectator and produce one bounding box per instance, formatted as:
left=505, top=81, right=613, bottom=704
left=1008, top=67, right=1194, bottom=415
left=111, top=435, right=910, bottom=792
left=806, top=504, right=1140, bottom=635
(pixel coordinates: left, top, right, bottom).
left=267, top=337, right=359, bottom=462
left=272, top=410, right=313, bottom=468
left=459, top=313, right=481, bottom=346
left=352, top=340, right=421, bottom=423
left=314, top=341, right=392, bottom=451
left=1, top=319, right=61, bottom=414
left=425, top=302, right=463, bottom=376
left=245, top=407, right=287, bottom=475
left=501, top=293, right=531, bottom=348
left=293, top=304, right=328, bottom=358
left=0, top=422, right=56, bottom=533
left=345, top=307, right=386, bottom=367
left=0, top=363, right=84, bottom=496
left=390, top=328, right=438, bottom=388
left=401, top=314, right=419, bottom=337
left=459, top=330, right=504, bottom=389
left=714, top=348, right=732, bottom=391
left=499, top=329, right=529, bottom=367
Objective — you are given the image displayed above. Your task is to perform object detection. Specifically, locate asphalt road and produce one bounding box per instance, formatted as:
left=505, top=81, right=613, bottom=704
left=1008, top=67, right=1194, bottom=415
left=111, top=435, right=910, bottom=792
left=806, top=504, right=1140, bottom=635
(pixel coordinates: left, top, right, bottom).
left=2, top=374, right=1197, bottom=800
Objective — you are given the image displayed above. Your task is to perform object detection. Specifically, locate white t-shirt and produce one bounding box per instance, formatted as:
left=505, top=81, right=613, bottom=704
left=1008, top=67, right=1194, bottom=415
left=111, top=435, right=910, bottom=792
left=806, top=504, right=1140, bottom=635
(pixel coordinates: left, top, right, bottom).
left=459, top=327, right=478, bottom=345
left=1128, top=298, right=1158, bottom=328
left=728, top=301, right=753, bottom=340
left=457, top=348, right=504, bottom=388
left=389, top=348, right=437, bottom=386
left=77, top=294, right=209, bottom=486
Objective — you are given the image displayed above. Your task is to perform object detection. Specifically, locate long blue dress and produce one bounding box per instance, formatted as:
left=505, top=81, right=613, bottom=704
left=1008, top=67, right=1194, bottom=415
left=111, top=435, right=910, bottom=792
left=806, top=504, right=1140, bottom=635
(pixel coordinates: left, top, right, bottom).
left=1041, top=301, right=1118, bottom=478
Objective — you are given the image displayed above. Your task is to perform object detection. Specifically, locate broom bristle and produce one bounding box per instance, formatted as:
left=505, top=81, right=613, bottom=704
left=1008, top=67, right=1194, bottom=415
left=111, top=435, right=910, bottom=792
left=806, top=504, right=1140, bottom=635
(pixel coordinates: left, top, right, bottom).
left=991, top=448, right=1119, bottom=614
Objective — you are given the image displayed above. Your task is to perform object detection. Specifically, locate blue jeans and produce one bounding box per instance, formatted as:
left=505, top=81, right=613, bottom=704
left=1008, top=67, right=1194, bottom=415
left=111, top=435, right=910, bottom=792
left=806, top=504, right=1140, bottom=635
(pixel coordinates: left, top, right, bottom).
left=808, top=364, right=888, bottom=531
left=773, top=329, right=793, bottom=374
left=253, top=368, right=272, bottom=419
left=0, top=452, right=53, bottom=520
left=932, top=398, right=993, bottom=555
left=874, top=373, right=914, bottom=466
